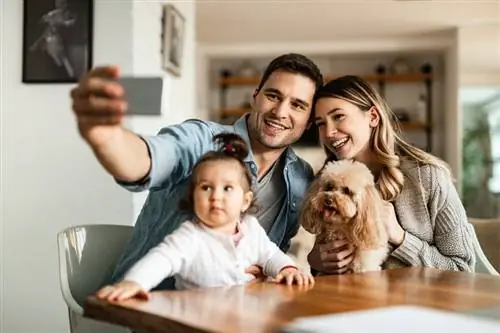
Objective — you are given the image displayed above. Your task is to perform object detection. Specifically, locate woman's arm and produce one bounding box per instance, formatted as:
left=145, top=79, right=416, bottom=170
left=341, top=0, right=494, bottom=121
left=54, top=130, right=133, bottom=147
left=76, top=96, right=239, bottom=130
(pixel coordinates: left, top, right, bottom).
left=391, top=166, right=475, bottom=271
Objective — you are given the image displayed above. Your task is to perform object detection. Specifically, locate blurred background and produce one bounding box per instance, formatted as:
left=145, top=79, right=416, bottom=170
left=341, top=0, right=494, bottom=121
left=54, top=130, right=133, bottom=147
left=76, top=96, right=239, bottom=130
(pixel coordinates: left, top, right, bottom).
left=1, top=1, right=500, bottom=333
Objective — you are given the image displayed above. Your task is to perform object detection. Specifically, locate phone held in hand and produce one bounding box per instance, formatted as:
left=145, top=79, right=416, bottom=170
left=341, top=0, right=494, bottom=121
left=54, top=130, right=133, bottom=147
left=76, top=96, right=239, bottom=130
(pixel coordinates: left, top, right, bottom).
left=115, top=76, right=163, bottom=116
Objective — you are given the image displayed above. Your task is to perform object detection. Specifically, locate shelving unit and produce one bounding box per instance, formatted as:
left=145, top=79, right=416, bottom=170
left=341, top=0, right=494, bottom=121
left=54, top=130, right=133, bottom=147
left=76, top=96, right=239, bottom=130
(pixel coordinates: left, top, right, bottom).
left=216, top=68, right=435, bottom=150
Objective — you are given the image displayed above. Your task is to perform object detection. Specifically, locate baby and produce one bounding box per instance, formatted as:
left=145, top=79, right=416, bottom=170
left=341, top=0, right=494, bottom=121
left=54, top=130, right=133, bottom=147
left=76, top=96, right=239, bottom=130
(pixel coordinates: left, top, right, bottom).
left=96, top=132, right=314, bottom=301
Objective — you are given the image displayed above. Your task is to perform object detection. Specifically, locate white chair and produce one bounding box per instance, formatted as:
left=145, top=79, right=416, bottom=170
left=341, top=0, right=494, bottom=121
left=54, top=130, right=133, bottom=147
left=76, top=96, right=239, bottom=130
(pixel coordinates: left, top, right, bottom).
left=57, top=224, right=135, bottom=333
left=468, top=222, right=500, bottom=275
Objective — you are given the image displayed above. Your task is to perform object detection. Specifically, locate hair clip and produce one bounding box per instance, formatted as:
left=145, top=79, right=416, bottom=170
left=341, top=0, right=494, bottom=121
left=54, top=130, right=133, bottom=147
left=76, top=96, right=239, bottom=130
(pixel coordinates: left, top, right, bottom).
left=223, top=144, right=236, bottom=153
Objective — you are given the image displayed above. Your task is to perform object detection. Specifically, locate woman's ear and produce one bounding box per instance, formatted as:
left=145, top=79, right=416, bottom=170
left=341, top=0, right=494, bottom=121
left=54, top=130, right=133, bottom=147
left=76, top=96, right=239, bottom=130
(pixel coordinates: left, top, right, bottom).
left=368, top=106, right=380, bottom=128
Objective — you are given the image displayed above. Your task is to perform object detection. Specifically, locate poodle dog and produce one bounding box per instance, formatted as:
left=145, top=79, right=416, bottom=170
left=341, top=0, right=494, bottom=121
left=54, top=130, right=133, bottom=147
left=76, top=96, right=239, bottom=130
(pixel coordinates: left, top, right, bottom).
left=300, top=159, right=389, bottom=273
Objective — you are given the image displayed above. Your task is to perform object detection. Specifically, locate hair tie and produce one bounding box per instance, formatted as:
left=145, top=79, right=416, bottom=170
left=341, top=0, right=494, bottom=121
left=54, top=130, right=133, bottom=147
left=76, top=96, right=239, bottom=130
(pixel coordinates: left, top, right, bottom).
left=223, top=144, right=236, bottom=153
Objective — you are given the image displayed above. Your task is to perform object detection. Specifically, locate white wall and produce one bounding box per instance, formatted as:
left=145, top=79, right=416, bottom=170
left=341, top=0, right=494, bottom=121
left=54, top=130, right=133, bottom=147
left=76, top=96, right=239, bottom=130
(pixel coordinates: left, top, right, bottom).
left=459, top=24, right=500, bottom=86
left=130, top=0, right=197, bottom=220
left=1, top=1, right=196, bottom=333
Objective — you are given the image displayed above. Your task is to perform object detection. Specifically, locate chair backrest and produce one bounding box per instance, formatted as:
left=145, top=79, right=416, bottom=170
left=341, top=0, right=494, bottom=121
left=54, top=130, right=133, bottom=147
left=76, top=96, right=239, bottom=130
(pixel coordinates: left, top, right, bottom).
left=57, top=224, right=134, bottom=313
left=468, top=220, right=500, bottom=275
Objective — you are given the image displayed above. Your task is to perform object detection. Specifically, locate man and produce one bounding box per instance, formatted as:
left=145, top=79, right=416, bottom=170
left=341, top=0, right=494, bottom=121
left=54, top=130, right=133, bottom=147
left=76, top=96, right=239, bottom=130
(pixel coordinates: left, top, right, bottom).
left=70, top=53, right=336, bottom=289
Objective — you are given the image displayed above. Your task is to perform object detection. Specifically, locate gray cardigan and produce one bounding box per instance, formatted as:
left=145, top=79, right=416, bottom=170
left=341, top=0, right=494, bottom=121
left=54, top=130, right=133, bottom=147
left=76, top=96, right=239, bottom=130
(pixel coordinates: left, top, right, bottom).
left=384, top=160, right=476, bottom=271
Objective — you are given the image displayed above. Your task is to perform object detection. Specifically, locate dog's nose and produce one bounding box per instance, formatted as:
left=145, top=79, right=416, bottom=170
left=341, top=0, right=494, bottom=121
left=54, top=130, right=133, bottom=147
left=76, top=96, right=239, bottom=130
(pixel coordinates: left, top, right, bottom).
left=325, top=197, right=333, bottom=206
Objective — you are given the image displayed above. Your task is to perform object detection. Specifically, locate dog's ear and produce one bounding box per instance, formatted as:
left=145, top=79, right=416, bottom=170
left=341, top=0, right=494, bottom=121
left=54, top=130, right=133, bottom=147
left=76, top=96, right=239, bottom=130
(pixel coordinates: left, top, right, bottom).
left=299, top=178, right=323, bottom=235
left=352, top=184, right=383, bottom=249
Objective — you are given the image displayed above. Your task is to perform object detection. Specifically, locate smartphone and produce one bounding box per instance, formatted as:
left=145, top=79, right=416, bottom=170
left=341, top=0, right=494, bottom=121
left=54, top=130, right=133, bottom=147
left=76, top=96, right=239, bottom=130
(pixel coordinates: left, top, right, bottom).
left=115, top=77, right=163, bottom=116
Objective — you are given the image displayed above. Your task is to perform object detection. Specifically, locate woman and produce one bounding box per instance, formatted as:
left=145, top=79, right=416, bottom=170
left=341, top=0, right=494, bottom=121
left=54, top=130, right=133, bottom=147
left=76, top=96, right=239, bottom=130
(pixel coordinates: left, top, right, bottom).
left=307, top=75, right=475, bottom=273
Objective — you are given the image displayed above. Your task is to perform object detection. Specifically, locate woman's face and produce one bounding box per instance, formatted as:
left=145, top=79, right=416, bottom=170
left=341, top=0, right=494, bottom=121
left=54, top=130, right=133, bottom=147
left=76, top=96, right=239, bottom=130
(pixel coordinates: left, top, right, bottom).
left=314, top=97, right=379, bottom=161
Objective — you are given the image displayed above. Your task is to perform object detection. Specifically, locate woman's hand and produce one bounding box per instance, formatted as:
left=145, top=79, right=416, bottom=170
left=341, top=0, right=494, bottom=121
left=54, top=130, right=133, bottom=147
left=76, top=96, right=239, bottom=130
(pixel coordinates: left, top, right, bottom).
left=275, top=267, right=315, bottom=286
left=96, top=280, right=151, bottom=301
left=382, top=201, right=405, bottom=246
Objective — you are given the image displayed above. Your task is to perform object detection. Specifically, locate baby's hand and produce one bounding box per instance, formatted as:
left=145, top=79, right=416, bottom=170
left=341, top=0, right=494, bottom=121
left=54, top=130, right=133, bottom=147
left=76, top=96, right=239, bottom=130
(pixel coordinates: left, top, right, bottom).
left=95, top=280, right=151, bottom=301
left=275, top=267, right=315, bottom=286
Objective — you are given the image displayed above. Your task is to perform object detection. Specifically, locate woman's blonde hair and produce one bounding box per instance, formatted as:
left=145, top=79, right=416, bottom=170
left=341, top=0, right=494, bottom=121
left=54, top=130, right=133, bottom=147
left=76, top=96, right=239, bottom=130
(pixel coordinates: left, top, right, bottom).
left=314, top=75, right=450, bottom=201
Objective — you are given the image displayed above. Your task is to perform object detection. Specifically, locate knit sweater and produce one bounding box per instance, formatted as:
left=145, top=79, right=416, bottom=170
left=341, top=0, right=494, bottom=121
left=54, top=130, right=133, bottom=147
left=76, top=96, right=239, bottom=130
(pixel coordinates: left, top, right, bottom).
left=384, top=159, right=476, bottom=271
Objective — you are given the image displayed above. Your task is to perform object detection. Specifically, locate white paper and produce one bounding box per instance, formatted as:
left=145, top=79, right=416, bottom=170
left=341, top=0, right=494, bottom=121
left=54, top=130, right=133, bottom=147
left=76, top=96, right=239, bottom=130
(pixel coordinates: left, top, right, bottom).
left=280, top=305, right=500, bottom=333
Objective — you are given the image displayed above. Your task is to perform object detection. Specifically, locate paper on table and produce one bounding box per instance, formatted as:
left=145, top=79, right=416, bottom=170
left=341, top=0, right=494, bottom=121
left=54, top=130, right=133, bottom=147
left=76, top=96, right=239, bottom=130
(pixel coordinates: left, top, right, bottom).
left=280, top=305, right=500, bottom=333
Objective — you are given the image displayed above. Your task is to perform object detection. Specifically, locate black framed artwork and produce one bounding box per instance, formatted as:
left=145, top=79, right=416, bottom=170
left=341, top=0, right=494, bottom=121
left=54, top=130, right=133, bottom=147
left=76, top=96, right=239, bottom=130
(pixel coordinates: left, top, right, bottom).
left=22, top=0, right=94, bottom=83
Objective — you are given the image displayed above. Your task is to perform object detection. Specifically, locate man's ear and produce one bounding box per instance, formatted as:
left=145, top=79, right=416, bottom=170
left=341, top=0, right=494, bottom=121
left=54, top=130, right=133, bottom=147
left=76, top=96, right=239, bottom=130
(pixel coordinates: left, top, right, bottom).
left=368, top=106, right=380, bottom=128
left=252, top=89, right=259, bottom=99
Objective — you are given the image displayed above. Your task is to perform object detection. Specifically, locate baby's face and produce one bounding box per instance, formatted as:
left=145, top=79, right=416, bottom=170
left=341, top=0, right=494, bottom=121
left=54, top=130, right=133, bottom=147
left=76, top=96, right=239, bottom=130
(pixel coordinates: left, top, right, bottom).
left=193, top=160, right=253, bottom=231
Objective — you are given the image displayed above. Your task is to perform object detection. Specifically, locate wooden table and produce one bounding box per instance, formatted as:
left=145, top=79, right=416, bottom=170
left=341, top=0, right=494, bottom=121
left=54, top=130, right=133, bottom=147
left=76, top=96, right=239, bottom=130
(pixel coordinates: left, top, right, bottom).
left=84, top=268, right=500, bottom=333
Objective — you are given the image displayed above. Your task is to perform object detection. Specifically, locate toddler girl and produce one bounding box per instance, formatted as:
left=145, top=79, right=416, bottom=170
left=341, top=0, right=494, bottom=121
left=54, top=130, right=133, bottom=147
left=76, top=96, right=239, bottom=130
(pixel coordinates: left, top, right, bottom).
left=96, top=132, right=313, bottom=301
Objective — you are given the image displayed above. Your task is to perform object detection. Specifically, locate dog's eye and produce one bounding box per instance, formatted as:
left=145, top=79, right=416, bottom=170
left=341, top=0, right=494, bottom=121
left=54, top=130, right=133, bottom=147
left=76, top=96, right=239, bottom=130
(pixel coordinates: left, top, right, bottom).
left=324, top=184, right=334, bottom=191
left=341, top=187, right=352, bottom=195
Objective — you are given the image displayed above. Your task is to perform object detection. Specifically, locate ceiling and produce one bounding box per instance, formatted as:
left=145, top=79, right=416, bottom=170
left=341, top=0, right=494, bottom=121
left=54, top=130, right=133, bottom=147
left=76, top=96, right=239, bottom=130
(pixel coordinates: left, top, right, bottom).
left=196, top=0, right=500, bottom=44
left=196, top=0, right=500, bottom=76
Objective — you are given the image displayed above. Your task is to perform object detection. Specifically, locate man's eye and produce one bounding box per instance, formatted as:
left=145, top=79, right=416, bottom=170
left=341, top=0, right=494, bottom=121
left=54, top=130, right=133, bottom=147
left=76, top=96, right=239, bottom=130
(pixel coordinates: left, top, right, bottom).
left=292, top=102, right=306, bottom=111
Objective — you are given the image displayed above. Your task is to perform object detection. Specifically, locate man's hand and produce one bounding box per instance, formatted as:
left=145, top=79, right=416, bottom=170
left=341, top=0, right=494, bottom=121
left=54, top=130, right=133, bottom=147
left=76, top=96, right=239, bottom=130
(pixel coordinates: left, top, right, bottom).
left=71, top=65, right=127, bottom=148
left=307, top=239, right=354, bottom=275
left=70, top=65, right=151, bottom=182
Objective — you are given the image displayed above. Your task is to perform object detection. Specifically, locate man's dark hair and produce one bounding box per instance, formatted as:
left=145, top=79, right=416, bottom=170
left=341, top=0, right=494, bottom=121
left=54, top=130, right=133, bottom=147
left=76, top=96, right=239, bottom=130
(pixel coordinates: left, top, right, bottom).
left=256, top=53, right=324, bottom=94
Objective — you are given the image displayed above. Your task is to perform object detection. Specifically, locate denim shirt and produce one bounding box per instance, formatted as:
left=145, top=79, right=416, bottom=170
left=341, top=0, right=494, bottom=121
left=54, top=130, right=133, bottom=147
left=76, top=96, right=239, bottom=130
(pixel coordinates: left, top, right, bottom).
left=110, top=115, right=315, bottom=290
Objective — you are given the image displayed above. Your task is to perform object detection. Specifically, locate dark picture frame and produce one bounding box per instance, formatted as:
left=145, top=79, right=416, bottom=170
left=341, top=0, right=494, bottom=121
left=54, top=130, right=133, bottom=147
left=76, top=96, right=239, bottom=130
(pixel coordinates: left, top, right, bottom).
left=161, top=4, right=185, bottom=77
left=22, top=0, right=94, bottom=83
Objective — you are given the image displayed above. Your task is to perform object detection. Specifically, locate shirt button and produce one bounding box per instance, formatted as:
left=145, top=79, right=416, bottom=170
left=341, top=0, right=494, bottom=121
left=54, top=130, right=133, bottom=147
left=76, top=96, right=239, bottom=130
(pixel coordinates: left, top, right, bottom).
left=291, top=202, right=296, bottom=208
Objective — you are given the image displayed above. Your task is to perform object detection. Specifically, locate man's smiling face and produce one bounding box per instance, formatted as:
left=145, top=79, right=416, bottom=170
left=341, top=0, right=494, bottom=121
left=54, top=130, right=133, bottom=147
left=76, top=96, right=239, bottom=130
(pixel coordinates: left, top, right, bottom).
left=247, top=70, right=316, bottom=150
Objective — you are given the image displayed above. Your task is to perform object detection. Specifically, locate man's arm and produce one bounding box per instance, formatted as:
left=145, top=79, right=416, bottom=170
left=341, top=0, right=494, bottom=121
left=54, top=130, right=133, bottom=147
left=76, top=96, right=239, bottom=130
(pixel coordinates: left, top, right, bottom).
left=71, top=66, right=216, bottom=189
left=89, top=128, right=151, bottom=183
left=116, top=119, right=217, bottom=192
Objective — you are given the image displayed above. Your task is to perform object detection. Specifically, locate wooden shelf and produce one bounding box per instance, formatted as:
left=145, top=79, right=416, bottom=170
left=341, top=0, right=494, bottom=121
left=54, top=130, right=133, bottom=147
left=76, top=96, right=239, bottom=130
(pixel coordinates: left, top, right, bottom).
left=219, top=108, right=430, bottom=131
left=395, top=121, right=432, bottom=131
left=219, top=73, right=433, bottom=86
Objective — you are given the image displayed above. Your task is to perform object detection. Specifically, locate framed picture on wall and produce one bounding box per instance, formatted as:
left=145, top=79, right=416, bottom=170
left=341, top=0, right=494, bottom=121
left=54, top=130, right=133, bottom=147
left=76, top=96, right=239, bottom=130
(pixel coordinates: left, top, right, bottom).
left=161, top=4, right=185, bottom=77
left=22, top=0, right=94, bottom=83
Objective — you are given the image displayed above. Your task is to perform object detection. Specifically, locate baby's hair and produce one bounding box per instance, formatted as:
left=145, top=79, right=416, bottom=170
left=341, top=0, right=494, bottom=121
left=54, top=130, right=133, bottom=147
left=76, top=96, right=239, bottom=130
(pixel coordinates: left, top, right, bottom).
left=179, top=132, right=256, bottom=214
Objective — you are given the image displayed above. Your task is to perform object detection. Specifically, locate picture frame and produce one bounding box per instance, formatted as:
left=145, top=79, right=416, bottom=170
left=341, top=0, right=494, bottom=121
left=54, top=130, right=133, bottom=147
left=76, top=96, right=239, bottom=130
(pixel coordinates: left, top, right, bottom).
left=161, top=4, right=185, bottom=77
left=22, top=0, right=94, bottom=83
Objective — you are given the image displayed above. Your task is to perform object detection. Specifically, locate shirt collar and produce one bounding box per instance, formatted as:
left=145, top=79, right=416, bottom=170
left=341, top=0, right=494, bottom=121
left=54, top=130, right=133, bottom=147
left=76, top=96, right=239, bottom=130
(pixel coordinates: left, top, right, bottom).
left=233, top=113, right=298, bottom=164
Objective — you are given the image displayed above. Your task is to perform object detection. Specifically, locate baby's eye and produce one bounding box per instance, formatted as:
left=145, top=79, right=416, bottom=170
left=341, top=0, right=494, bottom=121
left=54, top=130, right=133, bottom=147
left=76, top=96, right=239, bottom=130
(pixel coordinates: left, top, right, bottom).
left=224, top=185, right=233, bottom=191
left=201, top=185, right=211, bottom=191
